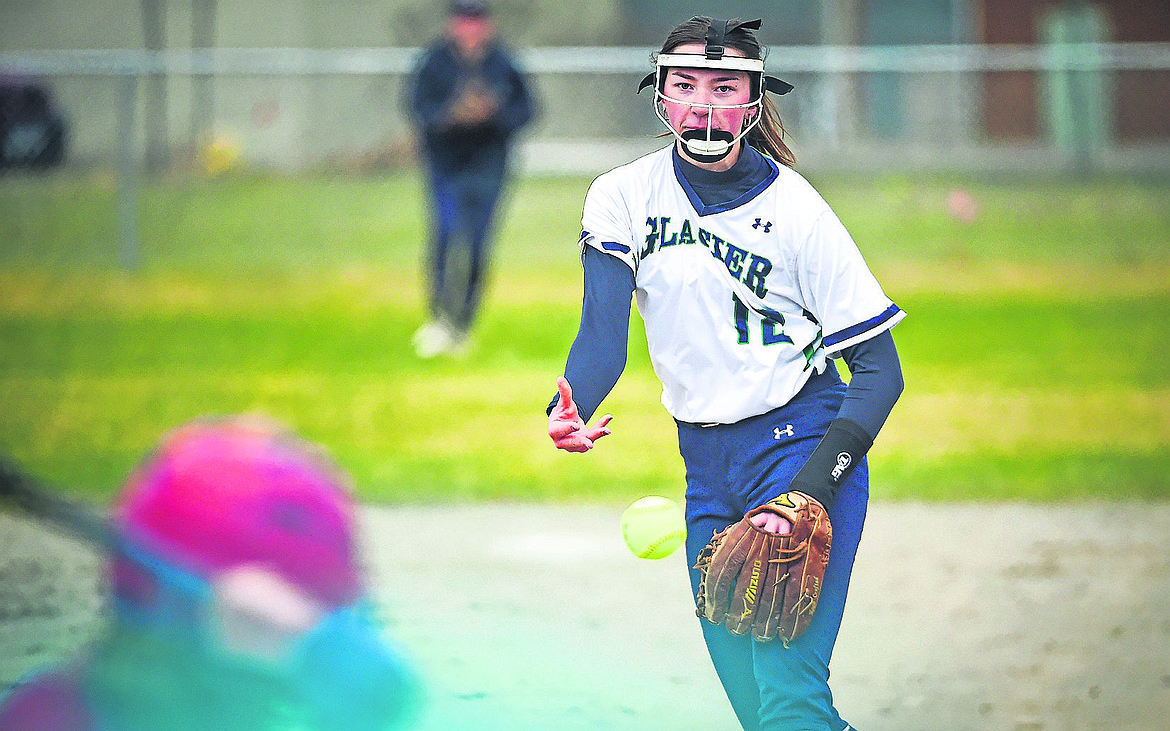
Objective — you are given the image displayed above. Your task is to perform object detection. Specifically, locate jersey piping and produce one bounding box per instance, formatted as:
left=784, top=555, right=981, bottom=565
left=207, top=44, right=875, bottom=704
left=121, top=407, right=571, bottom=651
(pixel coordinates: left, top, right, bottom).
left=823, top=303, right=903, bottom=349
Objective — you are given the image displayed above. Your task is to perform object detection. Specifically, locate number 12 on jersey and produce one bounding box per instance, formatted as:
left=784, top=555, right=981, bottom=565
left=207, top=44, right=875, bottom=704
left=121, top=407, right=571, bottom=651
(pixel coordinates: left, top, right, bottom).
left=732, top=294, right=793, bottom=346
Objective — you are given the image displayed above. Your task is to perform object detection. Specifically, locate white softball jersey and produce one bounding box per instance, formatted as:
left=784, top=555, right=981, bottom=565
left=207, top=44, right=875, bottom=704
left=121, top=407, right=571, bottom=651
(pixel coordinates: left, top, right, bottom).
left=580, top=145, right=904, bottom=424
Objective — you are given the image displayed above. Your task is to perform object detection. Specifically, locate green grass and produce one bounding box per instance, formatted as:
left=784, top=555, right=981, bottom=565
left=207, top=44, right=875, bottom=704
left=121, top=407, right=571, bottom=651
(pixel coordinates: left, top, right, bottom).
left=0, top=170, right=1167, bottom=504
left=808, top=172, right=1170, bottom=265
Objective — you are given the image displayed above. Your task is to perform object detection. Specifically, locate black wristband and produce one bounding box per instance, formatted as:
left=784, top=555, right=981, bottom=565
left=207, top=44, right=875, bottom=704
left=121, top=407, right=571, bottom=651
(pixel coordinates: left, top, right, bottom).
left=788, top=418, right=874, bottom=508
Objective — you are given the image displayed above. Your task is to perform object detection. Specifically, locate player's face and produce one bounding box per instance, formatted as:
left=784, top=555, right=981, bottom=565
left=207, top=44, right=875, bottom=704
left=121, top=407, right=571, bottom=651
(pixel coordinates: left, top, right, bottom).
left=659, top=43, right=756, bottom=139
left=449, top=15, right=495, bottom=58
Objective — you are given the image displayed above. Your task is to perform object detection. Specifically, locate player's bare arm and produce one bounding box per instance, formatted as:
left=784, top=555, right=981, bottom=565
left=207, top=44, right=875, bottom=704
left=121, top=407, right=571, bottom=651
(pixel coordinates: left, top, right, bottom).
left=547, top=376, right=612, bottom=452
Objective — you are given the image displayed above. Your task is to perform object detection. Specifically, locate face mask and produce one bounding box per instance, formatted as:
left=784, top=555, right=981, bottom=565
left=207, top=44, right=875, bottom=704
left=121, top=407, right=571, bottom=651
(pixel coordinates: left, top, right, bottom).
left=655, top=89, right=763, bottom=163
left=635, top=20, right=794, bottom=163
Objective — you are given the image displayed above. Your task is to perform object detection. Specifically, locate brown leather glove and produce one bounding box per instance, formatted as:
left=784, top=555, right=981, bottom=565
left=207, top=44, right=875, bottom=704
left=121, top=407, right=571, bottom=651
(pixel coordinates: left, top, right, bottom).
left=693, top=492, right=832, bottom=644
left=446, top=80, right=499, bottom=127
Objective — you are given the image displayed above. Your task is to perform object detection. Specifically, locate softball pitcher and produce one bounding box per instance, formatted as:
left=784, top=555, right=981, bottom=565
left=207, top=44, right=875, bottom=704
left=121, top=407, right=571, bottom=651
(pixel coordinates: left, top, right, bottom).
left=547, top=16, right=905, bottom=730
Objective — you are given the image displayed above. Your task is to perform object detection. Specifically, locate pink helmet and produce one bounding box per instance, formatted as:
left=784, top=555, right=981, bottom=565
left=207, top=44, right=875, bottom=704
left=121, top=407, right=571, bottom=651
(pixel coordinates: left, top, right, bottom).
left=113, top=416, right=362, bottom=611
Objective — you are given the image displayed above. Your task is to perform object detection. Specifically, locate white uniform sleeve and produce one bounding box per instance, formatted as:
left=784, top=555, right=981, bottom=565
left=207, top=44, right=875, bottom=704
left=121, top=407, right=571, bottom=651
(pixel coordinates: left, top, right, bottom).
left=797, top=210, right=905, bottom=358
left=580, top=173, right=638, bottom=274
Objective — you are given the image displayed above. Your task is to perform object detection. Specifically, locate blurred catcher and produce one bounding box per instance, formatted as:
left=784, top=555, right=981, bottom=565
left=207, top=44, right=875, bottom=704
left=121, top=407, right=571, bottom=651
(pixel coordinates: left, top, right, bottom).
left=0, top=416, right=417, bottom=731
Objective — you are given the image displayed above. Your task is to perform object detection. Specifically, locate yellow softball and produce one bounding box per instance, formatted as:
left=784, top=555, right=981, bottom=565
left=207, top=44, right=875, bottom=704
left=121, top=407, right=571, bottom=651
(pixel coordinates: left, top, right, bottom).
left=621, top=496, right=686, bottom=560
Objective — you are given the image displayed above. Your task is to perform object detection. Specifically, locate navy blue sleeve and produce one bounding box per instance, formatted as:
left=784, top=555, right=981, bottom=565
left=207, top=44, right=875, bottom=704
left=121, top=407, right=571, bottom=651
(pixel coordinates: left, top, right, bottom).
left=837, top=330, right=904, bottom=441
left=547, top=246, right=635, bottom=423
left=787, top=330, right=904, bottom=507
left=404, top=46, right=450, bottom=130
left=494, top=55, right=535, bottom=136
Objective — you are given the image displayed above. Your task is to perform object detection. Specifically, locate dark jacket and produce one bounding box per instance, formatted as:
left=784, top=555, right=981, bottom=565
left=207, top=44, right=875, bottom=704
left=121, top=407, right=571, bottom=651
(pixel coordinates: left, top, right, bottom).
left=405, top=39, right=535, bottom=172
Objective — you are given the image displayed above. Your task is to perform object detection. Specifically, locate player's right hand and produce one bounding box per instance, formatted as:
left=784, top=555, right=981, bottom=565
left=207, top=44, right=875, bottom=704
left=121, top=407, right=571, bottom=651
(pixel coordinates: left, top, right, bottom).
left=548, top=377, right=612, bottom=453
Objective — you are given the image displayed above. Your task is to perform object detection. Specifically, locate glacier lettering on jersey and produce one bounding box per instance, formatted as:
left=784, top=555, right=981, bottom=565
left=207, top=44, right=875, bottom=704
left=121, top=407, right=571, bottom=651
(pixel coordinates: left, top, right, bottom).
left=642, top=216, right=773, bottom=297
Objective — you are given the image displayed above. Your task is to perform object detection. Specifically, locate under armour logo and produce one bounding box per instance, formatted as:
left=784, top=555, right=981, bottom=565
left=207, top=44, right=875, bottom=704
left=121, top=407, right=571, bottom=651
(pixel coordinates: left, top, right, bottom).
left=753, top=218, right=772, bottom=232
left=773, top=424, right=794, bottom=439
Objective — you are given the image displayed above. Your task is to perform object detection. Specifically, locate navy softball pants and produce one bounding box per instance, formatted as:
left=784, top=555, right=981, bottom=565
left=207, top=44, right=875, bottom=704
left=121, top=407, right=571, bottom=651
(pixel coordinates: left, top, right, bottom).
left=679, top=369, right=867, bottom=731
left=423, top=160, right=506, bottom=331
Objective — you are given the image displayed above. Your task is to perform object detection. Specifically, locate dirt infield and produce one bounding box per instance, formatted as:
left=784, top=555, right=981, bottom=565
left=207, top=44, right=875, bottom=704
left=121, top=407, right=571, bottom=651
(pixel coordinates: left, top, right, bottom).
left=2, top=502, right=1168, bottom=730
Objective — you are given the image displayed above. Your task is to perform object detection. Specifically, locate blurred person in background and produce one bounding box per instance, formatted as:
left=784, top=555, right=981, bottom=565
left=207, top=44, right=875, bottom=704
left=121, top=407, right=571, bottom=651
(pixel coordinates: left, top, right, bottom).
left=405, top=0, right=536, bottom=358
left=0, top=416, right=417, bottom=731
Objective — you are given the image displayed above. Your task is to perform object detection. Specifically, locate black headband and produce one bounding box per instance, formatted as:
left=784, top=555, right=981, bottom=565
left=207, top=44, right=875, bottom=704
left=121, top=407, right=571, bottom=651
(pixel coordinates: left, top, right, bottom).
left=705, top=18, right=764, bottom=59
left=765, top=77, right=794, bottom=95
left=704, top=19, right=728, bottom=59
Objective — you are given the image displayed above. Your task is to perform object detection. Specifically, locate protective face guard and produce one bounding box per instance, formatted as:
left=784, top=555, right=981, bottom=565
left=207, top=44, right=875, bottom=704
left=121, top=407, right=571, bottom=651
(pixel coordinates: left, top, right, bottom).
left=637, top=18, right=793, bottom=163
left=651, top=56, right=766, bottom=163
